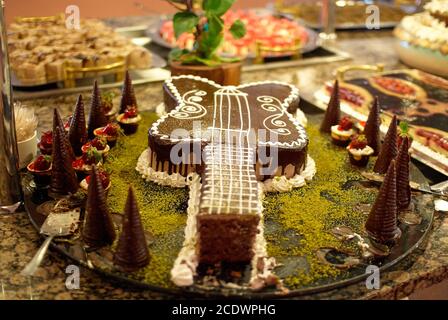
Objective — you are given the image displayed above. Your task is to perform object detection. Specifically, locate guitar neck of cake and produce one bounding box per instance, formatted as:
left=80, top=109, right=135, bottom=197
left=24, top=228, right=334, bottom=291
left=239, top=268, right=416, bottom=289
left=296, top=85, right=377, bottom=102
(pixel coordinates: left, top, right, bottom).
left=200, top=143, right=260, bottom=216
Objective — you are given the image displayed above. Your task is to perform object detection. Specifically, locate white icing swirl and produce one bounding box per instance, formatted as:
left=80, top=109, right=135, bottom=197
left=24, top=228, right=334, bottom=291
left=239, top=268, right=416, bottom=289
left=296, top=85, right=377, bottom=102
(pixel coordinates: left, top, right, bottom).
left=170, top=173, right=201, bottom=287
left=262, top=156, right=316, bottom=193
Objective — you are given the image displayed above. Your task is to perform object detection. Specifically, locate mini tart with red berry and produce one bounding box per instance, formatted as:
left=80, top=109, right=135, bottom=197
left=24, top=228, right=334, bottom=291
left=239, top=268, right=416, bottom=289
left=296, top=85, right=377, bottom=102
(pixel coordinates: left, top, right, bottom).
left=331, top=116, right=355, bottom=146
left=81, top=137, right=110, bottom=158
left=116, top=106, right=141, bottom=134
left=80, top=168, right=111, bottom=193
left=93, top=123, right=121, bottom=147
left=27, top=155, right=52, bottom=185
left=72, top=148, right=103, bottom=179
left=347, top=135, right=374, bottom=167
left=37, top=131, right=53, bottom=155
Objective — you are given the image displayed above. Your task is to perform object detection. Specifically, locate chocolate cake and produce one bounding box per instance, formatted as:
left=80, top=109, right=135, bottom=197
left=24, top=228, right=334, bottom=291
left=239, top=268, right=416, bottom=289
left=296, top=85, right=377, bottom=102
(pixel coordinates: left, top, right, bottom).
left=148, top=75, right=308, bottom=265
left=68, top=94, right=87, bottom=156
left=119, top=70, right=138, bottom=114
left=373, top=115, right=398, bottom=174
left=88, top=81, right=108, bottom=139
left=320, top=80, right=340, bottom=133
left=364, top=97, right=381, bottom=156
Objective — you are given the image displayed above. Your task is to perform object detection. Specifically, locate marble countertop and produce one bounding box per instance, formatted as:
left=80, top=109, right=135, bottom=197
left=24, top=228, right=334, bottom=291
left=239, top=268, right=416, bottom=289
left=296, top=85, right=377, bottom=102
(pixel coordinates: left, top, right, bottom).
left=1, top=16, right=448, bottom=300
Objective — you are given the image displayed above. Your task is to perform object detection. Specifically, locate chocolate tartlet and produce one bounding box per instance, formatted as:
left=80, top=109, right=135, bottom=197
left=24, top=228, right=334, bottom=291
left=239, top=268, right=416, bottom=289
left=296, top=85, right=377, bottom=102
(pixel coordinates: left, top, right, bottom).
left=113, top=186, right=150, bottom=272
left=68, top=94, right=88, bottom=156
left=373, top=115, right=398, bottom=174
left=365, top=160, right=401, bottom=245
left=320, top=79, right=341, bottom=133
left=82, top=165, right=116, bottom=248
left=50, top=127, right=79, bottom=197
left=331, top=116, right=354, bottom=147
left=364, top=96, right=381, bottom=156
left=347, top=134, right=373, bottom=167
left=396, top=136, right=411, bottom=210
left=27, top=155, right=52, bottom=186
left=119, top=70, right=138, bottom=114
left=87, top=81, right=109, bottom=139
left=116, top=106, right=141, bottom=135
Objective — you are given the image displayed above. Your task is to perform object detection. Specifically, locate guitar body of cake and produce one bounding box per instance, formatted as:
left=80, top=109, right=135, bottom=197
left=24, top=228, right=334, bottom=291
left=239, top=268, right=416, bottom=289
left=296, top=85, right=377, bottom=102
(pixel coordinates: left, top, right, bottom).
left=148, top=75, right=309, bottom=265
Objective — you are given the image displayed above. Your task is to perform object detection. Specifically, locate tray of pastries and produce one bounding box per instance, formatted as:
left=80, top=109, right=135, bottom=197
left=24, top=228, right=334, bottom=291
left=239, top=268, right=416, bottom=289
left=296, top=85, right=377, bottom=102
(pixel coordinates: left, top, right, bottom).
left=314, top=66, right=448, bottom=176
left=7, top=15, right=157, bottom=87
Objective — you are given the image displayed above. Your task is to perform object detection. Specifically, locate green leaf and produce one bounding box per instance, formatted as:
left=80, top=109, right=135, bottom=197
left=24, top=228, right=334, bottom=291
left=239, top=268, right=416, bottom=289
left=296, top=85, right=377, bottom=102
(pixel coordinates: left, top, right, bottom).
left=203, top=0, right=235, bottom=16
left=229, top=19, right=246, bottom=39
left=207, top=14, right=224, bottom=38
left=198, top=32, right=223, bottom=58
left=169, top=48, right=190, bottom=62
left=173, top=11, right=199, bottom=38
left=179, top=53, right=221, bottom=67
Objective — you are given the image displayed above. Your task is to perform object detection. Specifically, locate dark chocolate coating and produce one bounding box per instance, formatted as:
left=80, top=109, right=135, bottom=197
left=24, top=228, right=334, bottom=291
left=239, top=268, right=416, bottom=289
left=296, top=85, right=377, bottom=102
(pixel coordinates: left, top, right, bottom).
left=365, top=160, right=401, bottom=244
left=396, top=137, right=411, bottom=210
left=68, top=94, right=87, bottom=156
left=53, top=108, right=75, bottom=161
left=373, top=115, right=398, bottom=174
left=320, top=79, right=340, bottom=133
left=113, top=186, right=150, bottom=272
left=364, top=97, right=381, bottom=156
left=82, top=165, right=116, bottom=248
left=119, top=70, right=138, bottom=114
left=87, top=81, right=108, bottom=139
left=50, top=127, right=79, bottom=196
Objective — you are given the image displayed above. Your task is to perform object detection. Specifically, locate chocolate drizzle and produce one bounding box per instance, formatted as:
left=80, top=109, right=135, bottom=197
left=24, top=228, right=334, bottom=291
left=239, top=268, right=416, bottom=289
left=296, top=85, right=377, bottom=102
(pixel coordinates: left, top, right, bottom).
left=119, top=70, right=137, bottom=114
left=364, top=97, right=381, bottom=156
left=365, top=160, right=401, bottom=244
left=50, top=127, right=79, bottom=196
left=320, top=80, right=340, bottom=133
left=82, top=165, right=116, bottom=248
left=373, top=115, right=398, bottom=174
left=68, top=94, right=87, bottom=156
left=87, top=81, right=108, bottom=139
left=396, top=137, right=411, bottom=210
left=113, top=186, right=150, bottom=272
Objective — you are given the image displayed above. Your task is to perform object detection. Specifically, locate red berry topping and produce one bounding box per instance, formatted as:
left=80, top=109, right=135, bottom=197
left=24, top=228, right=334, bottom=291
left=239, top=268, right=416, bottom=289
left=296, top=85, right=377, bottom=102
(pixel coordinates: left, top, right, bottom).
left=40, top=131, right=53, bottom=148
left=90, top=137, right=107, bottom=150
left=122, top=106, right=138, bottom=120
left=100, top=123, right=120, bottom=137
left=86, top=170, right=110, bottom=189
left=33, top=155, right=52, bottom=171
left=338, top=116, right=354, bottom=131
left=72, top=158, right=84, bottom=169
left=349, top=135, right=368, bottom=150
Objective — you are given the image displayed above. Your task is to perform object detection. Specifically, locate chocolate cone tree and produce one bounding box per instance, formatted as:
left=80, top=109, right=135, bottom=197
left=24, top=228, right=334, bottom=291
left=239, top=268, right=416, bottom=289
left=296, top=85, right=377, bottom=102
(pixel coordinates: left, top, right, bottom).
left=396, top=136, right=411, bottom=210
left=113, top=186, right=150, bottom=271
left=365, top=160, right=401, bottom=244
left=82, top=165, right=116, bottom=248
left=320, top=80, right=340, bottom=133
left=53, top=108, right=75, bottom=160
left=88, top=81, right=108, bottom=139
left=364, top=97, right=381, bottom=156
left=373, top=115, right=398, bottom=174
left=119, top=70, right=138, bottom=114
left=50, top=127, right=79, bottom=196
left=68, top=94, right=87, bottom=156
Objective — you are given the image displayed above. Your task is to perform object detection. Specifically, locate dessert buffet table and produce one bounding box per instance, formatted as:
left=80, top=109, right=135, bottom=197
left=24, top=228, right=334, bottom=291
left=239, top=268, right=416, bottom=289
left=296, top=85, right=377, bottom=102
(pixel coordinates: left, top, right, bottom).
left=1, top=16, right=448, bottom=300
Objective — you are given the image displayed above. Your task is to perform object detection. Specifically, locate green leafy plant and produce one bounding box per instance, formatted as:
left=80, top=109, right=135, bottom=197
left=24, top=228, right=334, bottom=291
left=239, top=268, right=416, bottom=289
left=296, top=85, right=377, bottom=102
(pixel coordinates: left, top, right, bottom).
left=167, top=0, right=246, bottom=66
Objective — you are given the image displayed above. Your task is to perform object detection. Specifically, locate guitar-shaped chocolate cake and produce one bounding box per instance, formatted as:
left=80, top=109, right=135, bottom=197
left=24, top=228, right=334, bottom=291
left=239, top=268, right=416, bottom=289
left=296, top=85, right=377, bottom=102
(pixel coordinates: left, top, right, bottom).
left=147, top=75, right=309, bottom=265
